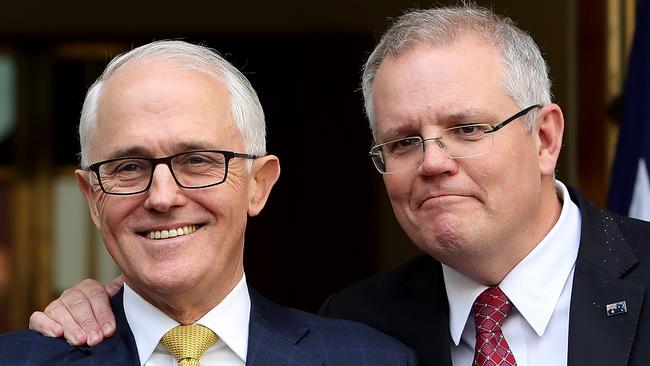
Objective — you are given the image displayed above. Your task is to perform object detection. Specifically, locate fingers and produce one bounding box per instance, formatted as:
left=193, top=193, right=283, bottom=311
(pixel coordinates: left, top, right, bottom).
left=67, top=279, right=116, bottom=344
left=84, top=279, right=117, bottom=339
left=46, top=279, right=116, bottom=346
left=29, top=278, right=119, bottom=347
left=28, top=311, right=63, bottom=337
left=42, top=296, right=90, bottom=346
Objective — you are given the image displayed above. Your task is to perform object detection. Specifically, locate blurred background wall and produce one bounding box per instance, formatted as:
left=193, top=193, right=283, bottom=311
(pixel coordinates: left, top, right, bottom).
left=0, top=0, right=636, bottom=330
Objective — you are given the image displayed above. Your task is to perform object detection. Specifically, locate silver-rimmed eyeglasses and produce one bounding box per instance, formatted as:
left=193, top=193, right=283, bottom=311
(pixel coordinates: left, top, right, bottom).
left=369, top=105, right=541, bottom=174
left=85, top=150, right=258, bottom=195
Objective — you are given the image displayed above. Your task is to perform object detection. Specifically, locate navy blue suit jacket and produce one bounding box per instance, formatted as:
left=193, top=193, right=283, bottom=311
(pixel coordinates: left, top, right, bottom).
left=320, top=188, right=650, bottom=366
left=0, top=288, right=416, bottom=365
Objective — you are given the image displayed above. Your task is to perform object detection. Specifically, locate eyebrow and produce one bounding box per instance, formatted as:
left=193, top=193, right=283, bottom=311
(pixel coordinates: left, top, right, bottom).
left=104, top=141, right=221, bottom=160
left=379, top=108, right=496, bottom=141
left=444, top=108, right=490, bottom=124
left=380, top=126, right=415, bottom=142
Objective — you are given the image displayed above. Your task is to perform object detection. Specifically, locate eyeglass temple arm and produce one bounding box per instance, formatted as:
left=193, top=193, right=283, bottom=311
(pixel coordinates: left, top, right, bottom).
left=485, top=104, right=542, bottom=134
left=233, top=152, right=259, bottom=159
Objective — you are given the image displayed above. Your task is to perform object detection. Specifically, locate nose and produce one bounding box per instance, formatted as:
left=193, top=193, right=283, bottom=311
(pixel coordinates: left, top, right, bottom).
left=143, top=164, right=187, bottom=212
left=418, top=138, right=458, bottom=177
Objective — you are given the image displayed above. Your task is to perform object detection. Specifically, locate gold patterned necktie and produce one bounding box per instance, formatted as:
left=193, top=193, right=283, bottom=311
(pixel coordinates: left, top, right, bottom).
left=161, top=324, right=219, bottom=366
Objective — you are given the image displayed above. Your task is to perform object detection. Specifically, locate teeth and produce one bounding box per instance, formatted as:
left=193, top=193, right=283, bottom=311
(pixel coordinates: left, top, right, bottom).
left=147, top=225, right=198, bottom=240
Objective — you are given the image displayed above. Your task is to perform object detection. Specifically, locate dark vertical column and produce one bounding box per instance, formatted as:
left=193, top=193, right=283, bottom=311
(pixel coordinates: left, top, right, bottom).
left=577, top=0, right=607, bottom=206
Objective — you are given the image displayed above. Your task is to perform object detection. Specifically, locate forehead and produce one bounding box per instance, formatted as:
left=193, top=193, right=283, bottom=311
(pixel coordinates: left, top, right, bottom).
left=372, top=36, right=514, bottom=137
left=91, top=60, right=242, bottom=160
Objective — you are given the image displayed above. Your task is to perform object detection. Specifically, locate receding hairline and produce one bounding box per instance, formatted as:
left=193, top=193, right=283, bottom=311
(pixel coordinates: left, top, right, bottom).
left=105, top=52, right=231, bottom=88
left=85, top=56, right=242, bottom=158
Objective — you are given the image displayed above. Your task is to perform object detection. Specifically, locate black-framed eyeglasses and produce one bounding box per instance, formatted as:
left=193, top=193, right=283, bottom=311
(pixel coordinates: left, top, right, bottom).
left=85, top=150, right=258, bottom=195
left=369, top=104, right=542, bottom=174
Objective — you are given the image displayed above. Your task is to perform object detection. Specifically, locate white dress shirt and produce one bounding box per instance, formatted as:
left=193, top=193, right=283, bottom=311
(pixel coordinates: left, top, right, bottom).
left=443, top=180, right=582, bottom=366
left=123, top=274, right=250, bottom=366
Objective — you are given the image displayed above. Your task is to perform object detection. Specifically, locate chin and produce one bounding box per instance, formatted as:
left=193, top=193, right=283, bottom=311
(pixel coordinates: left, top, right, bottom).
left=415, top=217, right=467, bottom=256
left=133, top=267, right=196, bottom=293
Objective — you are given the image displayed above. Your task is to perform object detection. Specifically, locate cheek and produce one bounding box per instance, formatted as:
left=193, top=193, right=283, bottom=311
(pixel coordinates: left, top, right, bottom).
left=383, top=175, right=416, bottom=223
left=384, top=176, right=409, bottom=209
left=222, top=180, right=248, bottom=203
left=95, top=194, right=109, bottom=219
left=383, top=175, right=412, bottom=200
left=95, top=194, right=141, bottom=230
left=463, top=163, right=493, bottom=192
left=472, top=141, right=539, bottom=206
left=193, top=188, right=249, bottom=224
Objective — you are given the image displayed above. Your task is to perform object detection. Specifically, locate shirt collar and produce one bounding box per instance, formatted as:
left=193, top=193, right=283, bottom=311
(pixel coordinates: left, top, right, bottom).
left=443, top=180, right=581, bottom=344
left=124, top=274, right=251, bottom=365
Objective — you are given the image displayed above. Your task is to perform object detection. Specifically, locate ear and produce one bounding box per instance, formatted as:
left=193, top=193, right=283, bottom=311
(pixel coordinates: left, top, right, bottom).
left=75, top=169, right=102, bottom=229
left=247, top=155, right=281, bottom=216
left=535, top=103, right=564, bottom=177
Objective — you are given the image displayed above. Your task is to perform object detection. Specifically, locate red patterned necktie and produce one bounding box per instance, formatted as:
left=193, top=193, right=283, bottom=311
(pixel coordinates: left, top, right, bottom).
left=472, top=287, right=517, bottom=366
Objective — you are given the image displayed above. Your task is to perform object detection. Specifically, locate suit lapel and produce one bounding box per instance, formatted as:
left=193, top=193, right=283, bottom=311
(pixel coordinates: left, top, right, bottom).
left=399, top=257, right=452, bottom=366
left=568, top=190, right=645, bottom=366
left=246, top=289, right=322, bottom=366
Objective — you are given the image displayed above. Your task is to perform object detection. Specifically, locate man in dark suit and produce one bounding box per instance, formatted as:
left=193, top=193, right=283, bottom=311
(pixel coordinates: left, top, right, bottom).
left=319, top=4, right=650, bottom=366
left=1, top=40, right=416, bottom=365
left=28, top=4, right=650, bottom=366
left=3, top=288, right=414, bottom=365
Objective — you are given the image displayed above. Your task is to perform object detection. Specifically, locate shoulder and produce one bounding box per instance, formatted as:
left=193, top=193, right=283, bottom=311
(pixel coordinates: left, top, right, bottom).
left=569, top=187, right=650, bottom=283
left=570, top=187, right=650, bottom=254
left=316, top=255, right=445, bottom=350
left=0, top=290, right=138, bottom=366
left=294, top=306, right=416, bottom=354
left=249, top=289, right=417, bottom=365
left=602, top=208, right=650, bottom=247
left=320, top=255, right=440, bottom=315
left=0, top=329, right=91, bottom=365
left=569, top=185, right=650, bottom=232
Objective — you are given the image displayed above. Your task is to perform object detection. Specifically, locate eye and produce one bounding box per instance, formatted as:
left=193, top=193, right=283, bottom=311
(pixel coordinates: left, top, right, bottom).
left=180, top=153, right=221, bottom=165
left=175, top=152, right=227, bottom=171
left=459, top=125, right=481, bottom=134
left=121, top=162, right=141, bottom=171
left=114, top=160, right=146, bottom=173
left=385, top=137, right=421, bottom=153
left=188, top=155, right=207, bottom=164
left=448, top=124, right=488, bottom=140
left=100, top=159, right=149, bottom=179
left=398, top=138, right=419, bottom=147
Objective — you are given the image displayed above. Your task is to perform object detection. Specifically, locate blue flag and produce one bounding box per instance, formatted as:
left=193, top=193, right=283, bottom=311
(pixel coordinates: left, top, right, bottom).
left=608, top=0, right=650, bottom=221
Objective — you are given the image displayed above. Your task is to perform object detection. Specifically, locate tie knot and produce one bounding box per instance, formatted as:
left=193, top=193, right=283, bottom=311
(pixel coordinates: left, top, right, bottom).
left=161, top=324, right=218, bottom=366
left=472, top=287, right=513, bottom=334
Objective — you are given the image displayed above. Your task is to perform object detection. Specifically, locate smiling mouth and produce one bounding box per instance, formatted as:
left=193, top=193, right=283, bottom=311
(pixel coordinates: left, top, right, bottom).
left=143, top=225, right=200, bottom=240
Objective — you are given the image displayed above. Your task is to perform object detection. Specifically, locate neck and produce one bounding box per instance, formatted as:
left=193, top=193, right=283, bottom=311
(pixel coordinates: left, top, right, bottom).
left=127, top=266, right=244, bottom=324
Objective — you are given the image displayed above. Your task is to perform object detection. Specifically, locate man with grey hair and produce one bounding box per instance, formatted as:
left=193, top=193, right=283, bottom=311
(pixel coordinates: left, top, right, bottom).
left=0, top=40, right=416, bottom=365
left=320, top=4, right=650, bottom=366
left=29, top=3, right=650, bottom=366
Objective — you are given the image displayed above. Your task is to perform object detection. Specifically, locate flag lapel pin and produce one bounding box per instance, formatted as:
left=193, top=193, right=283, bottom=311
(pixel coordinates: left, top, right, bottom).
left=606, top=301, right=627, bottom=316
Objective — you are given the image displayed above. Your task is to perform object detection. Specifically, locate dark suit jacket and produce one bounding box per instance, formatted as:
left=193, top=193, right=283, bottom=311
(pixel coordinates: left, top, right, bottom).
left=320, top=188, right=650, bottom=366
left=0, top=288, right=417, bottom=365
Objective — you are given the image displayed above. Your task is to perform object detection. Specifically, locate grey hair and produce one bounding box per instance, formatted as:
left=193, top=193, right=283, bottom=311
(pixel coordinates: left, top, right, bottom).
left=79, top=40, right=266, bottom=168
left=362, top=3, right=552, bottom=140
